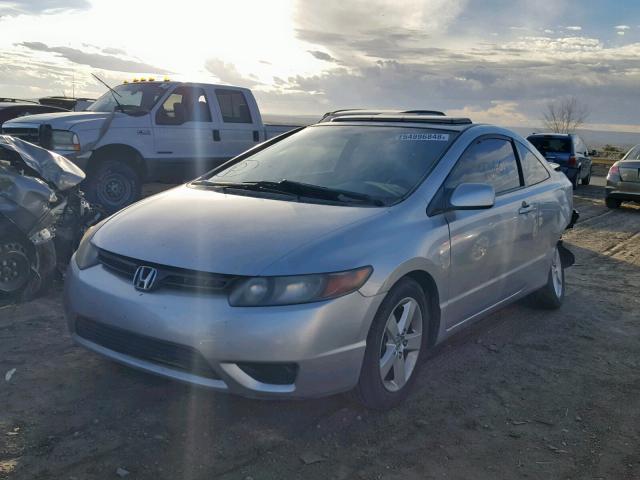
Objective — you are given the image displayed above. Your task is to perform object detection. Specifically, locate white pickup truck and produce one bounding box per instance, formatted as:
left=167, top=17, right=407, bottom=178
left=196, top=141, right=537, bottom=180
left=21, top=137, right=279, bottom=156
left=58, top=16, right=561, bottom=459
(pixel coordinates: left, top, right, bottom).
left=2, top=81, right=299, bottom=211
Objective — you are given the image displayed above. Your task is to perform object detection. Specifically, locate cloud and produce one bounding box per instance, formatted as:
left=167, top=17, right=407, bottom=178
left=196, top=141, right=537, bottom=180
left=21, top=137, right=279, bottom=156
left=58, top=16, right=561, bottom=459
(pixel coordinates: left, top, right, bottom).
left=566, top=26, right=582, bottom=31
left=294, top=0, right=468, bottom=63
left=0, top=0, right=89, bottom=16
left=615, top=25, right=630, bottom=30
left=307, top=50, right=339, bottom=63
left=17, top=41, right=170, bottom=74
left=204, top=58, right=261, bottom=88
left=448, top=101, right=529, bottom=126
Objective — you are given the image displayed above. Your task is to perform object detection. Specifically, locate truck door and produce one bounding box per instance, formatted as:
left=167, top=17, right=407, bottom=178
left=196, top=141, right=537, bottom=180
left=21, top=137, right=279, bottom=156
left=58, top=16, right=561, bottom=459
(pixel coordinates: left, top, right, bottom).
left=212, top=88, right=261, bottom=158
left=153, top=85, right=221, bottom=180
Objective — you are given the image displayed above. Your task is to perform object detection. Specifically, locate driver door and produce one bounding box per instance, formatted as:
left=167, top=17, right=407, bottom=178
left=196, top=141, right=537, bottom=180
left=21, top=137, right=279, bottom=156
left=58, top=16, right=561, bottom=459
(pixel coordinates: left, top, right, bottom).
left=444, top=136, right=532, bottom=329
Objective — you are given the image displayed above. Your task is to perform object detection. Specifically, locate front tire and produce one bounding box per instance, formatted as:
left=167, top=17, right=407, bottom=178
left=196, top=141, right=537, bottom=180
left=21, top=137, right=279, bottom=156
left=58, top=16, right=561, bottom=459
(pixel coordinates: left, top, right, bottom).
left=581, top=169, right=591, bottom=185
left=531, top=245, right=565, bottom=309
left=353, top=278, right=429, bottom=410
left=84, top=160, right=141, bottom=214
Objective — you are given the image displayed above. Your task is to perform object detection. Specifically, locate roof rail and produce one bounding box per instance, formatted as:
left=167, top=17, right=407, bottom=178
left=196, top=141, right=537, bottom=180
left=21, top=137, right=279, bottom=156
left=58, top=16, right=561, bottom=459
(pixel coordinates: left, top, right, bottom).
left=330, top=115, right=472, bottom=125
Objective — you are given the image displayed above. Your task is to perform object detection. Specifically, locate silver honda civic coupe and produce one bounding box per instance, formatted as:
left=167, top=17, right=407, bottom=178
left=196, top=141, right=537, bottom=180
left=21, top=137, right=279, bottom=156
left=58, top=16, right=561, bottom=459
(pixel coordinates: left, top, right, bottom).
left=65, top=114, right=574, bottom=409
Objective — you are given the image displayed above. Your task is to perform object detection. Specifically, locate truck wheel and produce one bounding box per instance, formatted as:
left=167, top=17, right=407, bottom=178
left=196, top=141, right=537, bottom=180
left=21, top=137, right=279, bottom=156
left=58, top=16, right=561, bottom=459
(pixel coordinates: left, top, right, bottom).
left=531, top=245, right=564, bottom=310
left=85, top=160, right=141, bottom=214
left=353, top=278, right=429, bottom=410
left=605, top=197, right=621, bottom=209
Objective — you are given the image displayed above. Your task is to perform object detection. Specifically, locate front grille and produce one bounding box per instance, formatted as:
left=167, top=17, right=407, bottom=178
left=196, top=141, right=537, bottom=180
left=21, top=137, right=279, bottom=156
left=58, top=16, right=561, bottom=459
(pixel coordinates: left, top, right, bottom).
left=1, top=127, right=40, bottom=144
left=98, top=249, right=236, bottom=292
left=75, top=317, right=221, bottom=380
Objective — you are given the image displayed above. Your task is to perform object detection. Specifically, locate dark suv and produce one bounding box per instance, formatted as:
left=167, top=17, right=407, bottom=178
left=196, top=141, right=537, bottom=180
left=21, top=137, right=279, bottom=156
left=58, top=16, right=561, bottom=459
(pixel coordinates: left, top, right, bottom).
left=0, top=100, right=67, bottom=128
left=527, top=133, right=593, bottom=189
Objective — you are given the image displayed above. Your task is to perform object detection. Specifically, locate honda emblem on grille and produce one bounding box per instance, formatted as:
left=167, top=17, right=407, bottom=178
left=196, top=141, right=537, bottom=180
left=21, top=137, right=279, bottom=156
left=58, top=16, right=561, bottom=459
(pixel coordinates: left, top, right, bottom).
left=133, top=266, right=158, bottom=291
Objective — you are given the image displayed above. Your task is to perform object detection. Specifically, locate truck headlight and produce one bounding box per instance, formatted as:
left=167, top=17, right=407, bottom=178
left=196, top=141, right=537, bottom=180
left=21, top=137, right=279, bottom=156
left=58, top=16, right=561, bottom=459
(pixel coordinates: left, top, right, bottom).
left=228, top=266, right=372, bottom=307
left=51, top=130, right=80, bottom=152
left=75, top=219, right=107, bottom=269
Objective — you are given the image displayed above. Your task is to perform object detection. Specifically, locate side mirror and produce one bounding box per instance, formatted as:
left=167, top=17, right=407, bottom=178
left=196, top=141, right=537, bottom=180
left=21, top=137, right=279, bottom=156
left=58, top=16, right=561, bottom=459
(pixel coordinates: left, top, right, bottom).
left=589, top=149, right=597, bottom=156
left=547, top=161, right=562, bottom=172
left=449, top=183, right=495, bottom=210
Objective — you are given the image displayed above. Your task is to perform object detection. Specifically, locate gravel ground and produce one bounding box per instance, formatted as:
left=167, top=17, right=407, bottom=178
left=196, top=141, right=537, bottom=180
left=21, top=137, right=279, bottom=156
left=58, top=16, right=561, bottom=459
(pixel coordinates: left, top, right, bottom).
left=1, top=179, right=639, bottom=480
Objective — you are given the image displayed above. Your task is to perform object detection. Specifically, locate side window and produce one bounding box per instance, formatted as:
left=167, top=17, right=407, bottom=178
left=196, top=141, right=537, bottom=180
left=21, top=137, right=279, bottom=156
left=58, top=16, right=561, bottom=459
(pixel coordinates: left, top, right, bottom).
left=156, top=87, right=211, bottom=125
left=517, top=142, right=550, bottom=186
left=445, top=138, right=521, bottom=195
left=215, top=89, right=252, bottom=123
left=625, top=146, right=640, bottom=160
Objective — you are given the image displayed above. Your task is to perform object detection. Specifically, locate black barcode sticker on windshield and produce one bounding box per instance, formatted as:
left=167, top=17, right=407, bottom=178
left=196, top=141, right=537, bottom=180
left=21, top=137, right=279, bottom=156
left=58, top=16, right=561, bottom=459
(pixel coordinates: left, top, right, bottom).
left=398, top=133, right=449, bottom=141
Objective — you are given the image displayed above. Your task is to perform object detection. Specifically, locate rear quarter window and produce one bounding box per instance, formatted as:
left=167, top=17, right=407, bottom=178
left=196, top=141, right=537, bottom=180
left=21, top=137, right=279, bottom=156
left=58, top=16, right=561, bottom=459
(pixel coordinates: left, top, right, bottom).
left=517, top=141, right=550, bottom=186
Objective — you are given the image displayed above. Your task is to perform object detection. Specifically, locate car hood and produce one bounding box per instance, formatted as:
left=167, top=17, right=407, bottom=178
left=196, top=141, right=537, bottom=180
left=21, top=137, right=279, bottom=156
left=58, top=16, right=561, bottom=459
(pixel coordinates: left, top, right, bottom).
left=3, top=111, right=111, bottom=131
left=93, top=185, right=386, bottom=276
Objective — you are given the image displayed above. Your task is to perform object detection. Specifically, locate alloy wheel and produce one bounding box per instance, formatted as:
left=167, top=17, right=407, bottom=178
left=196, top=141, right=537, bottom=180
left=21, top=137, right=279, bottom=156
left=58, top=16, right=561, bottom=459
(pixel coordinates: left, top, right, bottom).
left=551, top=248, right=563, bottom=298
left=379, top=297, right=423, bottom=392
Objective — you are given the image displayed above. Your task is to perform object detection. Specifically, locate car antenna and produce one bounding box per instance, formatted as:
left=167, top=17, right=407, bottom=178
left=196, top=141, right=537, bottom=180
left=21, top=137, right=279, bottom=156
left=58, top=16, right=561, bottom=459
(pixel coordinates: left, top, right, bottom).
left=91, top=73, right=123, bottom=111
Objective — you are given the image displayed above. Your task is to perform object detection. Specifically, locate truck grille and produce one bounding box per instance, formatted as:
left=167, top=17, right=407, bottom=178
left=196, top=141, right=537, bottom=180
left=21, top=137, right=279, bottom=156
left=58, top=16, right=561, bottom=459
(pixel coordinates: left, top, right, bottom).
left=98, top=249, right=237, bottom=292
left=1, top=127, right=40, bottom=144
left=75, top=316, right=221, bottom=380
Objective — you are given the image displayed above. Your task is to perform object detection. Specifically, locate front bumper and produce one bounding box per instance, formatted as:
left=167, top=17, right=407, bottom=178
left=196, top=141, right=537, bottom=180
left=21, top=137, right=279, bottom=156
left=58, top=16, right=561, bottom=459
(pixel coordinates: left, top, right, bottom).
left=64, top=259, right=384, bottom=399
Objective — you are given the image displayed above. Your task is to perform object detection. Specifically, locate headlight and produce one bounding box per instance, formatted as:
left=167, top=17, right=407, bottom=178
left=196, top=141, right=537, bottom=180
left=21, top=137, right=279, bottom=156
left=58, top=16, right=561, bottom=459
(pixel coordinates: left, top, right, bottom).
left=51, top=130, right=80, bottom=152
left=75, top=219, right=107, bottom=269
left=229, top=266, right=372, bottom=307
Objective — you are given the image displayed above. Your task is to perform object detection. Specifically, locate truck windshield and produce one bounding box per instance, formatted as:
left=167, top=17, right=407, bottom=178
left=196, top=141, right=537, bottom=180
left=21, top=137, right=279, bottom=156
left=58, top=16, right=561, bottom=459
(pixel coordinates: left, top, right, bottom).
left=86, top=83, right=166, bottom=113
left=206, top=125, right=457, bottom=205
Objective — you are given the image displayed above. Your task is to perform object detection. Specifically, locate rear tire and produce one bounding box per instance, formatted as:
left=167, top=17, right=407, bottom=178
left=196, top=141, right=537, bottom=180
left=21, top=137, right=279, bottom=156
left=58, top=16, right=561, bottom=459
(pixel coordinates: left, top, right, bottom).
left=581, top=169, right=591, bottom=185
left=572, top=169, right=581, bottom=190
left=84, top=159, right=141, bottom=214
left=353, top=278, right=429, bottom=410
left=605, top=197, right=621, bottom=209
left=531, top=245, right=565, bottom=310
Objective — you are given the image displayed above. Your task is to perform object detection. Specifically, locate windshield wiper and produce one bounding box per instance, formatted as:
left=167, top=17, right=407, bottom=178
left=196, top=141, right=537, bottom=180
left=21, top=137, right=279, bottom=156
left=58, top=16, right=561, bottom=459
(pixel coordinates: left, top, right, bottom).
left=192, top=179, right=385, bottom=206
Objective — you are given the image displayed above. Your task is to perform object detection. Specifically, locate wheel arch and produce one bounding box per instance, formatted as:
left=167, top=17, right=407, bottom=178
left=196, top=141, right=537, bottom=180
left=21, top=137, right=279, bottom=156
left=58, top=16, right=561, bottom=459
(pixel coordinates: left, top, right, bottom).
left=89, top=144, right=146, bottom=178
left=403, top=270, right=441, bottom=347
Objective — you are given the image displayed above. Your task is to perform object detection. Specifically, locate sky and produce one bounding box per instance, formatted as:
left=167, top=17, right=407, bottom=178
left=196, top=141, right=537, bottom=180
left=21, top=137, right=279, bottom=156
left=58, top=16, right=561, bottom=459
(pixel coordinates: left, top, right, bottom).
left=0, top=0, right=639, bottom=131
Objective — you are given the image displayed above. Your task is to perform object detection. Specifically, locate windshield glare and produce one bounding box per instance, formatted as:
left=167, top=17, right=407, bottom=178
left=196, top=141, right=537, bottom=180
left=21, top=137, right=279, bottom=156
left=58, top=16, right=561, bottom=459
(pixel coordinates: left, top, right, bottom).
left=208, top=125, right=457, bottom=204
left=87, top=83, right=166, bottom=112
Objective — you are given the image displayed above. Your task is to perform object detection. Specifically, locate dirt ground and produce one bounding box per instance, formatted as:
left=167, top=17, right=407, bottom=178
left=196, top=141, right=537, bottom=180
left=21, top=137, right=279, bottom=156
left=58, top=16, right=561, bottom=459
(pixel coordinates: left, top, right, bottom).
left=1, top=179, right=639, bottom=480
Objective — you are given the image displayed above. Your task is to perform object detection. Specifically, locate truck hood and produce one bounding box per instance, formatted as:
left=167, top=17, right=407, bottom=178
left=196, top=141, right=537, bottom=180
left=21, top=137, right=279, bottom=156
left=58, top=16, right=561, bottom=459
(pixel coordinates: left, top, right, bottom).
left=93, top=185, right=385, bottom=276
left=4, top=111, right=111, bottom=131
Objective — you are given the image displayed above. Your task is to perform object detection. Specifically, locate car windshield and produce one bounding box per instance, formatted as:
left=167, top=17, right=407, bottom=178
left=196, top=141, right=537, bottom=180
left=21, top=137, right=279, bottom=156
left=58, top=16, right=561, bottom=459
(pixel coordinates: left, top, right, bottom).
left=206, top=125, right=457, bottom=204
left=86, top=83, right=166, bottom=113
left=528, top=136, right=572, bottom=154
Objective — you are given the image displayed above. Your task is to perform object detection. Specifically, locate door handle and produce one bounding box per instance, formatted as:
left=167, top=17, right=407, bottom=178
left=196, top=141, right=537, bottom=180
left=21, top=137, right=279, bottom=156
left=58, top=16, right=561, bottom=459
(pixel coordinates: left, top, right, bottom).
left=518, top=201, right=534, bottom=214
left=212, top=129, right=221, bottom=141
left=253, top=130, right=260, bottom=142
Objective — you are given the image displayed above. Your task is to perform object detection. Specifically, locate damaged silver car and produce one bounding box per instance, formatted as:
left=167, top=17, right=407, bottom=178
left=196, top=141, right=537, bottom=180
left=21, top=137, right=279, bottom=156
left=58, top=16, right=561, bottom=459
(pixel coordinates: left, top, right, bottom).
left=64, top=115, right=576, bottom=409
left=0, top=135, right=98, bottom=302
